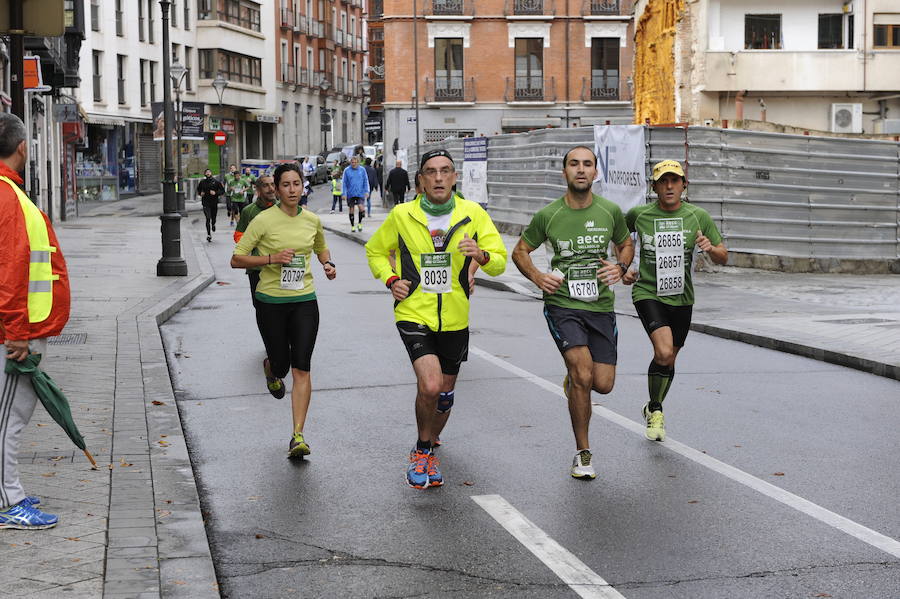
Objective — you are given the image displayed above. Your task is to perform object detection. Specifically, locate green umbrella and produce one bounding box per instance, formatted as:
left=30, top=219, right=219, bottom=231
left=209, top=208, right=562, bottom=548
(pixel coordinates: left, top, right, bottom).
left=4, top=353, right=98, bottom=469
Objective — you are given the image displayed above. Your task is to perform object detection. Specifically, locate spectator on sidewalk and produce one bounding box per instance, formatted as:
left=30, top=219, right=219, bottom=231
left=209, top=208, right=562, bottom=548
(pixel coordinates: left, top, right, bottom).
left=330, top=169, right=343, bottom=213
left=197, top=169, right=225, bottom=242
left=0, top=112, right=70, bottom=529
left=385, top=160, right=410, bottom=206
left=363, top=157, right=379, bottom=215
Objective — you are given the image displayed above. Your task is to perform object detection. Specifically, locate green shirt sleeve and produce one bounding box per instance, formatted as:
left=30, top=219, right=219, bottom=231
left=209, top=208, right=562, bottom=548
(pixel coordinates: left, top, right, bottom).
left=699, top=210, right=723, bottom=246
left=625, top=206, right=638, bottom=233
left=520, top=209, right=547, bottom=249
left=611, top=205, right=629, bottom=245
left=234, top=216, right=262, bottom=256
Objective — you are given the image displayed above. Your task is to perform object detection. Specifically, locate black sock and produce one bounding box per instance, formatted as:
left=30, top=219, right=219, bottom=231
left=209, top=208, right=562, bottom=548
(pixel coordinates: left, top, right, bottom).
left=647, top=360, right=675, bottom=413
left=349, top=214, right=355, bottom=225
left=416, top=439, right=432, bottom=451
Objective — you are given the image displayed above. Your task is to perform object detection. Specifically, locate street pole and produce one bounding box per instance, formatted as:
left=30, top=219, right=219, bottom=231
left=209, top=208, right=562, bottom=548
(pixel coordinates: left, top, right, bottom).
left=412, top=0, right=420, bottom=155
left=156, top=0, right=187, bottom=276
left=175, top=86, right=185, bottom=215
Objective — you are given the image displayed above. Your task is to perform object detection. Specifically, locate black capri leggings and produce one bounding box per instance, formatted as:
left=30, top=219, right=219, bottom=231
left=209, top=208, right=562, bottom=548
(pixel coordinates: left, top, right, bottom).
left=256, top=299, right=320, bottom=376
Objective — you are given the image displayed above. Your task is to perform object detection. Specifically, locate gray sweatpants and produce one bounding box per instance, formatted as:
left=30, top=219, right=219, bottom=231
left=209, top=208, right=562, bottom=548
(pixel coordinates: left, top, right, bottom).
left=0, top=339, right=44, bottom=509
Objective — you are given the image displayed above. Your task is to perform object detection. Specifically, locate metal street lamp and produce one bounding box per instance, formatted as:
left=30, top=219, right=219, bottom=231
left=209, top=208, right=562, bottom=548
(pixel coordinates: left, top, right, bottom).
left=170, top=59, right=188, bottom=215
left=211, top=73, right=229, bottom=179
left=156, top=0, right=187, bottom=277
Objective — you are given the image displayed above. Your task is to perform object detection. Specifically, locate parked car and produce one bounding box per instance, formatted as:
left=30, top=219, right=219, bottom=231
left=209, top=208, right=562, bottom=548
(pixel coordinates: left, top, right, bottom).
left=299, top=155, right=327, bottom=184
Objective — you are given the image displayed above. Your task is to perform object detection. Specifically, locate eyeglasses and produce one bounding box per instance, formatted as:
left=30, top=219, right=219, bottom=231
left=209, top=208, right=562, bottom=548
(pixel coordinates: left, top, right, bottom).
left=422, top=167, right=455, bottom=177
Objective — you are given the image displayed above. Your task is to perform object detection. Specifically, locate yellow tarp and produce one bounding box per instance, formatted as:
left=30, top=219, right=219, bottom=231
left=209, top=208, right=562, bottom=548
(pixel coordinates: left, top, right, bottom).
left=634, top=0, right=685, bottom=125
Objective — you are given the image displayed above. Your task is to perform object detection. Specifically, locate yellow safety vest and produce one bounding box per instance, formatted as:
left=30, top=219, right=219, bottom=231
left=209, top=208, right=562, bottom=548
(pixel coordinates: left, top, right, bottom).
left=331, top=178, right=341, bottom=195
left=0, top=176, right=56, bottom=323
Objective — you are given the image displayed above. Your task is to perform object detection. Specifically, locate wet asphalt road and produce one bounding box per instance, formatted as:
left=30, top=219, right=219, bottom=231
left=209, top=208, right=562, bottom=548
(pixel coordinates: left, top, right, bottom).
left=160, top=203, right=900, bottom=599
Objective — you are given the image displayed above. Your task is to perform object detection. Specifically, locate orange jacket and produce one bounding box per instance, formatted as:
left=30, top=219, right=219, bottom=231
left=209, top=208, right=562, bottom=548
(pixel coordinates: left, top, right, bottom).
left=0, top=163, right=70, bottom=342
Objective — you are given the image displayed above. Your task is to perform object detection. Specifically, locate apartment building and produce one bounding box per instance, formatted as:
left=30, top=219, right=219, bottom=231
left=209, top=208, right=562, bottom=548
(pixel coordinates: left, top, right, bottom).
left=274, top=0, right=368, bottom=157
left=381, top=0, right=635, bottom=159
left=365, top=0, right=385, bottom=144
left=634, top=0, right=900, bottom=134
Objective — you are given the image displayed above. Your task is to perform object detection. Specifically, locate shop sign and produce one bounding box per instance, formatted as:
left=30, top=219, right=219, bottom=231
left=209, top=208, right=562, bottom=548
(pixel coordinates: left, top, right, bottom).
left=365, top=118, right=382, bottom=132
left=53, top=103, right=81, bottom=123
left=208, top=116, right=237, bottom=134
left=151, top=101, right=207, bottom=141
left=254, top=113, right=281, bottom=124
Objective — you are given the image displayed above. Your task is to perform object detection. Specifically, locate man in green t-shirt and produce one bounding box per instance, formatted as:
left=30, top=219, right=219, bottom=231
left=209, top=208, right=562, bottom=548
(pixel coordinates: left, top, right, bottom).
left=623, top=159, right=728, bottom=442
left=512, top=146, right=633, bottom=481
left=234, top=174, right=277, bottom=304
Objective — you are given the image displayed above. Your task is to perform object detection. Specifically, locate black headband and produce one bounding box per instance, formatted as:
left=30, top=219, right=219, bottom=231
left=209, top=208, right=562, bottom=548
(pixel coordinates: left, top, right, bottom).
left=420, top=149, right=454, bottom=169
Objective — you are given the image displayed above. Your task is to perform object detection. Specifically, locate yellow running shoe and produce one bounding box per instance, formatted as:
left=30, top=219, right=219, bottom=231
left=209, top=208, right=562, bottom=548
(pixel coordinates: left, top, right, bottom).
left=642, top=404, right=666, bottom=442
left=288, top=432, right=310, bottom=458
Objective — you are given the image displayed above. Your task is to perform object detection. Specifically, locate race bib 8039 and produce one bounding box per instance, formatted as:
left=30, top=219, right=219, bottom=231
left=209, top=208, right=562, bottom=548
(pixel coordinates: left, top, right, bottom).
left=421, top=252, right=451, bottom=293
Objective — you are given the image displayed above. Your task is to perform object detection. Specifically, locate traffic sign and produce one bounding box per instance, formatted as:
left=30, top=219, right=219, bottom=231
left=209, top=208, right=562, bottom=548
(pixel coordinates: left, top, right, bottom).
left=214, top=131, right=227, bottom=146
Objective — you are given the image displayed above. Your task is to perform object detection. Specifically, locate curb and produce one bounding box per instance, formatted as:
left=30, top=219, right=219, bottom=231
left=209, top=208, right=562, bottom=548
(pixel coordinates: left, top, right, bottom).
left=324, top=223, right=899, bottom=381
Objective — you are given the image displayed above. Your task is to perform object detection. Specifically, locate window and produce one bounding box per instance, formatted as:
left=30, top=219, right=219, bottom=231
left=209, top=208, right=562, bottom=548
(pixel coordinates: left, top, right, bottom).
left=171, top=0, right=178, bottom=27
left=117, top=54, right=126, bottom=104
left=590, top=38, right=619, bottom=100
left=199, top=49, right=262, bottom=86
left=184, top=0, right=190, bottom=29
left=139, top=0, right=145, bottom=40
left=115, top=0, right=123, bottom=36
left=90, top=0, right=100, bottom=31
left=514, top=37, right=543, bottom=88
left=873, top=15, right=900, bottom=48
left=92, top=51, right=102, bottom=102
left=745, top=14, right=781, bottom=49
left=434, top=38, right=463, bottom=99
left=148, top=0, right=155, bottom=43
left=150, top=60, right=157, bottom=102
left=818, top=14, right=843, bottom=49
left=140, top=59, right=147, bottom=106
left=185, top=46, right=193, bottom=91
left=198, top=0, right=261, bottom=32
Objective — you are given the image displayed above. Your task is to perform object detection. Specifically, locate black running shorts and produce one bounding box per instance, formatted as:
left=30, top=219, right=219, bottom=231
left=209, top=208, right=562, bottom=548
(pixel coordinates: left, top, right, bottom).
left=255, top=299, right=319, bottom=375
left=347, top=196, right=364, bottom=207
left=634, top=299, right=693, bottom=348
left=396, top=321, right=469, bottom=375
left=543, top=304, right=617, bottom=365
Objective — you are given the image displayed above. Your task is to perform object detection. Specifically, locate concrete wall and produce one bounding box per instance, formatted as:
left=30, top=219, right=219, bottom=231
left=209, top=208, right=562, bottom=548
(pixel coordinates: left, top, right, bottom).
left=709, top=0, right=846, bottom=52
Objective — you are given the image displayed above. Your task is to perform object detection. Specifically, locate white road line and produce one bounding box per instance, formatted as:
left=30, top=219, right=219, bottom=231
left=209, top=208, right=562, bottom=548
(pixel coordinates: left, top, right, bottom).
left=470, top=346, right=900, bottom=560
left=471, top=494, right=626, bottom=599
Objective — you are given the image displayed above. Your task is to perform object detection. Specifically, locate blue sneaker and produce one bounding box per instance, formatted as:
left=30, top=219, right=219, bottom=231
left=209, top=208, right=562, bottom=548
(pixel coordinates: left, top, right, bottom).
left=20, top=496, right=40, bottom=507
left=426, top=451, right=443, bottom=487
left=0, top=500, right=58, bottom=529
left=406, top=448, right=431, bottom=489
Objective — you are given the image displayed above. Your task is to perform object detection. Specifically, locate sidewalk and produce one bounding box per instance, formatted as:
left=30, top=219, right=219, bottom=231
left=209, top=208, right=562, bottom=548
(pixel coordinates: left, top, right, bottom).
left=3, top=190, right=896, bottom=598
left=317, top=195, right=900, bottom=381
left=1, top=193, right=217, bottom=598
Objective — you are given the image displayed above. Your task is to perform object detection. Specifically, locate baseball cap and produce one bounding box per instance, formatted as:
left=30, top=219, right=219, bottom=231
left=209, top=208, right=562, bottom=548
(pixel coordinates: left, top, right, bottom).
left=419, top=149, right=454, bottom=169
left=651, top=159, right=685, bottom=182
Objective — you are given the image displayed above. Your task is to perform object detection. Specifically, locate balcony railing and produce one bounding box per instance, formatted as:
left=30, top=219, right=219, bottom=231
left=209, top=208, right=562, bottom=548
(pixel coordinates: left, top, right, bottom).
left=315, top=70, right=334, bottom=92
left=581, top=76, right=619, bottom=101
left=425, top=0, right=474, bottom=17
left=294, top=16, right=307, bottom=33
left=281, top=62, right=296, bottom=84
left=298, top=69, right=309, bottom=87
left=505, top=76, right=556, bottom=102
left=335, top=77, right=345, bottom=94
left=335, top=29, right=344, bottom=45
left=505, top=0, right=553, bottom=16
left=280, top=8, right=294, bottom=28
left=582, top=0, right=619, bottom=15
left=426, top=76, right=476, bottom=103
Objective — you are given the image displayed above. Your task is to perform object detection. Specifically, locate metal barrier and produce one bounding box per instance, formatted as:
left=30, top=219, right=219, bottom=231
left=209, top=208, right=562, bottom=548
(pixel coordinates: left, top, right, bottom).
left=410, top=126, right=900, bottom=265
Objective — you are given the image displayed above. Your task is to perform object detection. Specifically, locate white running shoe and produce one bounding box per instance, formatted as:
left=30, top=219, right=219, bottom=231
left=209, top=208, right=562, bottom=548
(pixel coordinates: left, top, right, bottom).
left=570, top=449, right=596, bottom=480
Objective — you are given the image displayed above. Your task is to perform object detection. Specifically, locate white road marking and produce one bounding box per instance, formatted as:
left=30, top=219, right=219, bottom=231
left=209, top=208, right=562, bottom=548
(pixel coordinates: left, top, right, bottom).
left=471, top=494, right=626, bottom=599
left=470, top=346, right=900, bottom=560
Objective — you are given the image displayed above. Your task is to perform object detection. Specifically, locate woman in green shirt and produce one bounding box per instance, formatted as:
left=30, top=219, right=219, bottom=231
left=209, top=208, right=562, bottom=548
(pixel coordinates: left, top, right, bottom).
left=231, top=163, right=337, bottom=458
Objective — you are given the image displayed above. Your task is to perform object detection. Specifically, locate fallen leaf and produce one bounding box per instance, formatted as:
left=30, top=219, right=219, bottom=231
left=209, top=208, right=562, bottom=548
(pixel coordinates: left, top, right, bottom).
left=160, top=434, right=168, bottom=438
left=734, top=445, right=742, bottom=448
left=247, top=496, right=261, bottom=501
left=107, top=464, right=114, bottom=470
left=158, top=441, right=169, bottom=446
left=152, top=400, right=166, bottom=406
left=173, top=580, right=186, bottom=585
left=119, top=458, right=133, bottom=467
left=215, top=281, right=231, bottom=286
left=157, top=510, right=172, bottom=519
left=667, top=475, right=676, bottom=478
left=773, top=472, right=785, bottom=476
left=462, top=481, right=475, bottom=486
left=164, top=499, right=173, bottom=504
left=70, top=558, right=81, bottom=562
left=813, top=594, right=832, bottom=598
left=41, top=472, right=56, bottom=477
left=519, top=425, right=532, bottom=428
left=255, top=533, right=266, bottom=539
left=687, top=500, right=699, bottom=504
left=66, top=537, right=80, bottom=541
left=36, top=423, right=47, bottom=427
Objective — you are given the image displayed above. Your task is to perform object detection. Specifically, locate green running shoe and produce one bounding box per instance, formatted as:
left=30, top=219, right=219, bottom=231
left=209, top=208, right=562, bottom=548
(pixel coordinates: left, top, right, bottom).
left=263, top=358, right=285, bottom=399
left=642, top=403, right=666, bottom=442
left=288, top=432, right=310, bottom=458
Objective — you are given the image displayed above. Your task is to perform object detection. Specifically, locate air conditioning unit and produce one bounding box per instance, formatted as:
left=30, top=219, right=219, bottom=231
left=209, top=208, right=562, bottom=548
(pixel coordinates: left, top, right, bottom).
left=831, top=103, right=862, bottom=134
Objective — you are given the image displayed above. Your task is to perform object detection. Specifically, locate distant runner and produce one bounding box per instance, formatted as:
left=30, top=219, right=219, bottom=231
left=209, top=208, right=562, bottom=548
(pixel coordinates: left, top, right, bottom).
left=197, top=168, right=225, bottom=243
left=623, top=160, right=727, bottom=442
left=512, top=145, right=633, bottom=480
left=234, top=174, right=277, bottom=303
left=365, top=149, right=507, bottom=489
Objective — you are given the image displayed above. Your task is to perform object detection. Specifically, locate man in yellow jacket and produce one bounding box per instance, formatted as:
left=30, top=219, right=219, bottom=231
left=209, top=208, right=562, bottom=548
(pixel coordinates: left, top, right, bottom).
left=366, top=149, right=507, bottom=489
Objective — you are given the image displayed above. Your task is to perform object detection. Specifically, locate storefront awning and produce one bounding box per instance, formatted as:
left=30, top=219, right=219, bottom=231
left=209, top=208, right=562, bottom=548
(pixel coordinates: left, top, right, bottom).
left=83, top=113, right=126, bottom=127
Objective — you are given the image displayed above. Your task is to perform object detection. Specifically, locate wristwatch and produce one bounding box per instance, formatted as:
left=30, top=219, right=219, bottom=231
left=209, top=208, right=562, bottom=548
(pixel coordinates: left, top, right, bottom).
left=325, top=261, right=335, bottom=268
left=616, top=262, right=628, bottom=276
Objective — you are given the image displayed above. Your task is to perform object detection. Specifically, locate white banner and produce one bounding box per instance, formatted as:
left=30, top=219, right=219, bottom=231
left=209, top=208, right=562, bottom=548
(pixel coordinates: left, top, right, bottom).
left=592, top=124, right=647, bottom=213
left=462, top=137, right=489, bottom=206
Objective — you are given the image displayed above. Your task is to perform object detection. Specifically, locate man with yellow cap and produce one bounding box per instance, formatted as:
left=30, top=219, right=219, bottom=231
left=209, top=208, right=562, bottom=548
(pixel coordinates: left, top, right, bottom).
left=623, top=159, right=727, bottom=441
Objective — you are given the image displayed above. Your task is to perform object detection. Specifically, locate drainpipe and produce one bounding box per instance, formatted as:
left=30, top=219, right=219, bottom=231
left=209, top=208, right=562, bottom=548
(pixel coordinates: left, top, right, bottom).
left=758, top=98, right=767, bottom=122
left=564, top=0, right=570, bottom=127
left=735, top=90, right=746, bottom=121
